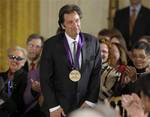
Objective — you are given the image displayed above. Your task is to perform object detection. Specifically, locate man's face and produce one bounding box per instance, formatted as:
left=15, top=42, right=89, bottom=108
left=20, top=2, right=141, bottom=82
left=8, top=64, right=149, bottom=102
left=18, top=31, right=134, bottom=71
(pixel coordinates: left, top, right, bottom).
left=27, top=39, right=42, bottom=61
left=130, top=0, right=141, bottom=6
left=131, top=49, right=150, bottom=69
left=100, top=43, right=109, bottom=63
left=63, top=11, right=81, bottom=39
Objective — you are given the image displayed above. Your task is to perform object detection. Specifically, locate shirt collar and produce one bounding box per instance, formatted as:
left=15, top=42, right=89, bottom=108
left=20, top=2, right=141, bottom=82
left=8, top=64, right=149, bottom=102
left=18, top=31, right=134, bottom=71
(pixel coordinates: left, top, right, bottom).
left=65, top=32, right=79, bottom=46
left=27, top=57, right=40, bottom=67
left=130, top=4, right=141, bottom=15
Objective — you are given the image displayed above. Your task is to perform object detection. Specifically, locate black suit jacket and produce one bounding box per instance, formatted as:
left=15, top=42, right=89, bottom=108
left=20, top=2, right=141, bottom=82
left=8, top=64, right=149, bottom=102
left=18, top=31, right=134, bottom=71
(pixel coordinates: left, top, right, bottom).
left=0, top=68, right=27, bottom=116
left=40, top=32, right=101, bottom=114
left=114, top=6, right=150, bottom=50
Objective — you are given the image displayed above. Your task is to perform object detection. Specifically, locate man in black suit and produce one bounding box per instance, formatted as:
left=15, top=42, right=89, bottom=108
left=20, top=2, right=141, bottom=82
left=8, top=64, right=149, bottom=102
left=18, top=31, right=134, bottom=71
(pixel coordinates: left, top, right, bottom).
left=114, top=0, right=150, bottom=50
left=40, top=4, right=102, bottom=117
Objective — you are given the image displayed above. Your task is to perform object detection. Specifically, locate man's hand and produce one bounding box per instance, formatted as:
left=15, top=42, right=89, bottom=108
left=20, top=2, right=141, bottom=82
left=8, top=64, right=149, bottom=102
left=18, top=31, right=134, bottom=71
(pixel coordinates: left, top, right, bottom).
left=121, top=93, right=147, bottom=117
left=31, top=79, right=41, bottom=92
left=50, top=107, right=65, bottom=117
left=145, top=65, right=150, bottom=72
left=125, top=66, right=137, bottom=82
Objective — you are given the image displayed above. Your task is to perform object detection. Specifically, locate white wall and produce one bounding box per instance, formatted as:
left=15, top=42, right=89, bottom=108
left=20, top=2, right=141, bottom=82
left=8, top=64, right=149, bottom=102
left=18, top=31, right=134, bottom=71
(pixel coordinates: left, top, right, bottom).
left=119, top=0, right=150, bottom=9
left=40, top=0, right=109, bottom=38
left=40, top=0, right=150, bottom=39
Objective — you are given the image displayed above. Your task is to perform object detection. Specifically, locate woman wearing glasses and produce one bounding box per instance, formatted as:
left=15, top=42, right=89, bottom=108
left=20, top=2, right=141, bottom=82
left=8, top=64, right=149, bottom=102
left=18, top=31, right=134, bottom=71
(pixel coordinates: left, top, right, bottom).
left=0, top=46, right=27, bottom=117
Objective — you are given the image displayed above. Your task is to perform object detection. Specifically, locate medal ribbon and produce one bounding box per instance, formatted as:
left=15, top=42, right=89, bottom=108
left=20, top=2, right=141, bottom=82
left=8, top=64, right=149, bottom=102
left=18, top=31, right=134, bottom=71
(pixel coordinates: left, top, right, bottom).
left=64, top=33, right=84, bottom=69
left=8, top=80, right=12, bottom=97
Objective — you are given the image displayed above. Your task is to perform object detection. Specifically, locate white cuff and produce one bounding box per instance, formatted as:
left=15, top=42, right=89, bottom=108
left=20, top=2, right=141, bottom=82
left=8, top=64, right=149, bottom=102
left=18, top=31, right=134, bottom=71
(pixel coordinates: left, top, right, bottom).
left=0, top=99, right=5, bottom=105
left=85, top=101, right=96, bottom=107
left=49, top=105, right=61, bottom=112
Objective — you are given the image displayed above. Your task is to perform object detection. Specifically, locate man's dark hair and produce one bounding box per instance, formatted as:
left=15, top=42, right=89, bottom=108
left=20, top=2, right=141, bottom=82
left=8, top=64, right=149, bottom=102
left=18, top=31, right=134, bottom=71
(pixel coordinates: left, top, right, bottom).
left=131, top=41, right=150, bottom=55
left=26, top=33, right=44, bottom=47
left=58, top=4, right=82, bottom=29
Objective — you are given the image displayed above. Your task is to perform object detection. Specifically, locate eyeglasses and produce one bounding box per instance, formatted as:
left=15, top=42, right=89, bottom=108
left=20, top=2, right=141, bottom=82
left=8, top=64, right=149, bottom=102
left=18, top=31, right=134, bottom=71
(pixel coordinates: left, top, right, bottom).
left=8, top=55, right=24, bottom=61
left=28, top=43, right=42, bottom=49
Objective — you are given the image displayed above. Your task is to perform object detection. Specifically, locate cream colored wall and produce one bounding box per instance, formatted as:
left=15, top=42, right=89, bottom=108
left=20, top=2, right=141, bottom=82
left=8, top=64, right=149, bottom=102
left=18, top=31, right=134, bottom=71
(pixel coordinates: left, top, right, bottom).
left=119, top=0, right=150, bottom=9
left=40, top=0, right=109, bottom=38
left=142, top=0, right=150, bottom=8
left=40, top=0, right=150, bottom=39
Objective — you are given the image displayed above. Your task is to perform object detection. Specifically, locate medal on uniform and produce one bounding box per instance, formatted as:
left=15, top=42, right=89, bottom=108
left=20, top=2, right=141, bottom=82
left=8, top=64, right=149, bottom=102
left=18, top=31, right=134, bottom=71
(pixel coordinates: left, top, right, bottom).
left=69, top=69, right=81, bottom=82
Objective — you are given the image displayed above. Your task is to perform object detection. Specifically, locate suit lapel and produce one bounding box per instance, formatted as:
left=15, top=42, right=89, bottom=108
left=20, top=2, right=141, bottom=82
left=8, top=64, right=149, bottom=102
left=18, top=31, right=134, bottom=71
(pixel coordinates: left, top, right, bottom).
left=78, top=33, right=87, bottom=99
left=80, top=33, right=87, bottom=73
left=126, top=7, right=130, bottom=37
left=133, top=6, right=143, bottom=32
left=60, top=33, right=72, bottom=69
left=122, top=7, right=130, bottom=39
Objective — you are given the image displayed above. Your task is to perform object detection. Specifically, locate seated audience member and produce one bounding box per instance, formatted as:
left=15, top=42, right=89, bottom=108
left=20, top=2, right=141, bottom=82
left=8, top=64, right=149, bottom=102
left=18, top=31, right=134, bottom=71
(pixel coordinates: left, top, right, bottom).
left=99, top=38, right=111, bottom=64
left=22, top=34, right=45, bottom=117
left=130, top=42, right=150, bottom=73
left=109, top=43, right=136, bottom=84
left=110, top=28, right=127, bottom=52
left=0, top=46, right=27, bottom=117
left=120, top=42, right=150, bottom=95
left=122, top=73, right=150, bottom=117
left=110, top=28, right=136, bottom=66
left=109, top=43, right=127, bottom=67
left=98, top=28, right=128, bottom=52
left=98, top=39, right=136, bottom=101
left=98, top=28, right=113, bottom=41
left=98, top=38, right=114, bottom=100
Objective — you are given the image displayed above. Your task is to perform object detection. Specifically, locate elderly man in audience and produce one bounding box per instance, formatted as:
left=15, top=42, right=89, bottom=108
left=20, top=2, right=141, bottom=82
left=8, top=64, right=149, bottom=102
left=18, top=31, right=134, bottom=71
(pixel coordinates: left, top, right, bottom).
left=22, top=34, right=45, bottom=117
left=0, top=46, right=27, bottom=117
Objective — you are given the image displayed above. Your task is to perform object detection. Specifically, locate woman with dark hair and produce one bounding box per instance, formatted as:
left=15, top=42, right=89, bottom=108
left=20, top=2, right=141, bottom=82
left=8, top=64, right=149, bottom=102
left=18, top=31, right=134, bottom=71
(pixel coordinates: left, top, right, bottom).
left=110, top=28, right=127, bottom=52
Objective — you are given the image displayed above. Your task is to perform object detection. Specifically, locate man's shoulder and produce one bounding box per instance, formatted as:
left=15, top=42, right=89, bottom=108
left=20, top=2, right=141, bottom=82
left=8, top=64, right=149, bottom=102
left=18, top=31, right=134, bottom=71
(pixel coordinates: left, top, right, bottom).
left=81, top=32, right=97, bottom=41
left=22, top=61, right=28, bottom=72
left=141, top=5, right=150, bottom=14
left=44, top=33, right=64, bottom=45
left=116, top=6, right=129, bottom=14
left=141, top=5, right=150, bottom=10
left=81, top=33, right=99, bottom=47
left=0, top=71, right=7, bottom=79
left=47, top=33, right=62, bottom=41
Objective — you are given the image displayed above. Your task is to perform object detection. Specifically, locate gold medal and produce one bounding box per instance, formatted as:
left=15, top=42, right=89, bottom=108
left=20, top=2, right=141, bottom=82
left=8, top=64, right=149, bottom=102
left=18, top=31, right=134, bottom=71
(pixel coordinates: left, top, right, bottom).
left=69, top=70, right=81, bottom=82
